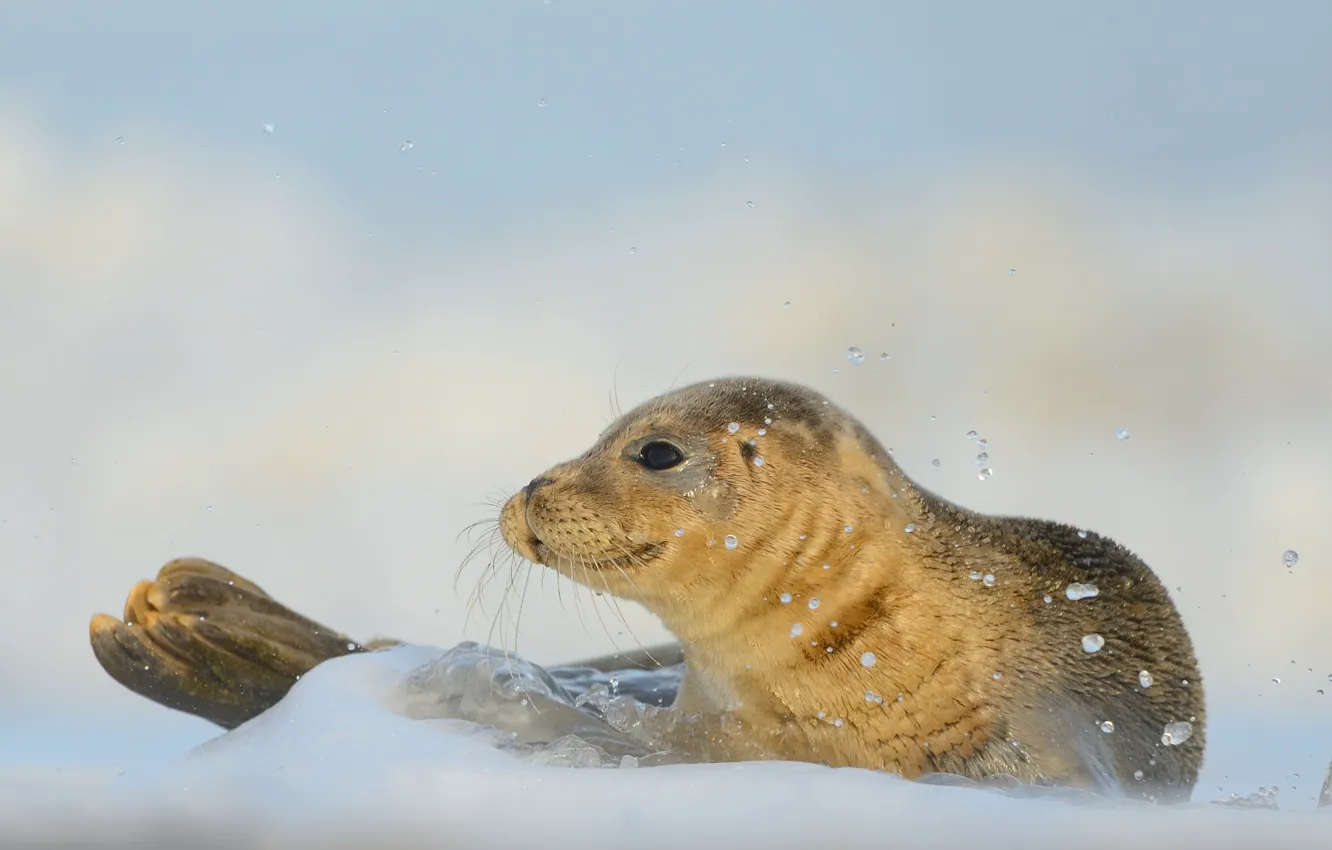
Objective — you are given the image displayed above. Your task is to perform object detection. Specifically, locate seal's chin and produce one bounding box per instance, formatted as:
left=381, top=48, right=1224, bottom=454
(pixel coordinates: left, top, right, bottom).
left=532, top=539, right=666, bottom=574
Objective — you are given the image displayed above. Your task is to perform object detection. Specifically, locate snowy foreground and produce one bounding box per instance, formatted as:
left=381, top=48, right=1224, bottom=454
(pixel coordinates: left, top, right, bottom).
left=3, top=645, right=1328, bottom=850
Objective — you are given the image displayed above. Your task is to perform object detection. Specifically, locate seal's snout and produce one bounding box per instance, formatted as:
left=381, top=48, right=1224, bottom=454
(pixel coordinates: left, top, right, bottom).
left=499, top=488, right=543, bottom=563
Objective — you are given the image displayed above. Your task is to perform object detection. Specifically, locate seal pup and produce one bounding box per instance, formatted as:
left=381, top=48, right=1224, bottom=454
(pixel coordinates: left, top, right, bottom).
left=497, top=376, right=1205, bottom=802
left=89, top=376, right=1204, bottom=802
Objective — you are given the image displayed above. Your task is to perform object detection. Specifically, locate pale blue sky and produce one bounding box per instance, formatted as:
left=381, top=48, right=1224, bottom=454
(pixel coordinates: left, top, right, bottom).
left=4, top=1, right=1327, bottom=235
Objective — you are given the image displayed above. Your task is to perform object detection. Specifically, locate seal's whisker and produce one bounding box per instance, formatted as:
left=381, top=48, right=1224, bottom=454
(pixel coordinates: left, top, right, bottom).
left=462, top=528, right=507, bottom=628
left=609, top=361, right=624, bottom=422
left=577, top=553, right=633, bottom=658
left=499, top=557, right=523, bottom=668
left=566, top=549, right=598, bottom=642
left=666, top=361, right=693, bottom=392
left=597, top=537, right=657, bottom=608
left=455, top=515, right=499, bottom=546
left=466, top=533, right=519, bottom=636
left=455, top=520, right=500, bottom=595
left=485, top=552, right=523, bottom=655
left=510, top=557, right=538, bottom=656
left=483, top=542, right=523, bottom=653
left=549, top=558, right=571, bottom=612
left=597, top=541, right=667, bottom=664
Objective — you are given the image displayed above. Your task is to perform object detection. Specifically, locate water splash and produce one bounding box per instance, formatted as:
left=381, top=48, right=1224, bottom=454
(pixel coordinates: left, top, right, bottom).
left=1161, top=721, right=1193, bottom=746
left=1065, top=583, right=1099, bottom=601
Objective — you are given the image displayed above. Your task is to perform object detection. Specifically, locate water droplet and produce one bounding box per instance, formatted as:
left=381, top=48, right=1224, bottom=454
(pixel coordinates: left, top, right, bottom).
left=879, top=352, right=890, bottom=361
left=1116, top=428, right=1130, bottom=441
left=904, top=523, right=917, bottom=533
left=745, top=200, right=753, bottom=208
left=790, top=623, right=804, bottom=638
left=783, top=301, right=791, bottom=308
left=537, top=97, right=547, bottom=107
left=808, top=597, right=820, bottom=610
left=757, top=428, right=767, bottom=436
left=966, top=430, right=978, bottom=441
left=753, top=456, right=765, bottom=467
left=1100, top=720, right=1115, bottom=734
left=974, top=452, right=989, bottom=466
left=992, top=671, right=1002, bottom=680
left=931, top=458, right=941, bottom=470
left=115, top=136, right=125, bottom=145
left=860, top=652, right=877, bottom=668
left=1077, top=529, right=1089, bottom=539
left=1133, top=770, right=1144, bottom=781
left=1139, top=670, right=1154, bottom=688
left=977, top=468, right=993, bottom=481
left=205, top=505, right=213, bottom=512
left=727, top=422, right=740, bottom=434
left=779, top=593, right=792, bottom=604
left=843, top=525, right=853, bottom=533
left=1065, top=583, right=1100, bottom=601
left=816, top=710, right=826, bottom=720
left=976, top=438, right=988, bottom=450
left=262, top=123, right=275, bottom=135
left=724, top=534, right=738, bottom=550
left=969, top=571, right=981, bottom=581
left=399, top=140, right=414, bottom=152
left=982, top=574, right=996, bottom=586
left=846, top=347, right=866, bottom=365
left=1043, top=595, right=1053, bottom=604
left=1081, top=634, right=1105, bottom=653
left=1008, top=268, right=1017, bottom=275
left=628, top=246, right=637, bottom=255
left=822, top=563, right=831, bottom=570
left=865, top=690, right=877, bottom=703
left=1161, top=721, right=1192, bottom=746
left=346, top=642, right=357, bottom=651
left=674, top=528, right=685, bottom=537
left=1271, top=677, right=1281, bottom=684
left=833, top=717, right=843, bottom=727
left=1282, top=549, right=1299, bottom=567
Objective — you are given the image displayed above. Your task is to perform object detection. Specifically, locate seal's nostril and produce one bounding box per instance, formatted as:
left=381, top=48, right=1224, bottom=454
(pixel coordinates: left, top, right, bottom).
left=525, top=476, right=554, bottom=500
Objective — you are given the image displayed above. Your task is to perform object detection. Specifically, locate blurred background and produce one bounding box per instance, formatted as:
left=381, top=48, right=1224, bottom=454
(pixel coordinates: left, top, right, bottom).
left=1, top=1, right=1329, bottom=803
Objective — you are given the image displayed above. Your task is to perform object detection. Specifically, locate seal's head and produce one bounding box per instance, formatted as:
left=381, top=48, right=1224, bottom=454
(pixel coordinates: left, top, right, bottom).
left=498, top=377, right=917, bottom=632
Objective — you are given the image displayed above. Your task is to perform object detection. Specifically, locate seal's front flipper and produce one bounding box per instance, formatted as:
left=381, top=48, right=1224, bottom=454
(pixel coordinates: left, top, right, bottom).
left=89, top=557, right=377, bottom=729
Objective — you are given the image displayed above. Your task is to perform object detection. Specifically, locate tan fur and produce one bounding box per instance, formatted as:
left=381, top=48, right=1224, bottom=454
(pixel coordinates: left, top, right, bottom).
left=499, top=377, right=1205, bottom=802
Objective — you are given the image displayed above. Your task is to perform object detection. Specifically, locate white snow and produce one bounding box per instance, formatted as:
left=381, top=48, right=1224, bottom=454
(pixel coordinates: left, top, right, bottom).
left=2, top=644, right=1328, bottom=849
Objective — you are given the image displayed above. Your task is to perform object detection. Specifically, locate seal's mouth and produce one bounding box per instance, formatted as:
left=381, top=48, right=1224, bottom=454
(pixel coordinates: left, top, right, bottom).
left=531, top=538, right=666, bottom=573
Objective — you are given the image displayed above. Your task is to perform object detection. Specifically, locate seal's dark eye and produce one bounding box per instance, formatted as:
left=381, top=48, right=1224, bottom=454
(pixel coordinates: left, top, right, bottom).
left=637, top=440, right=685, bottom=471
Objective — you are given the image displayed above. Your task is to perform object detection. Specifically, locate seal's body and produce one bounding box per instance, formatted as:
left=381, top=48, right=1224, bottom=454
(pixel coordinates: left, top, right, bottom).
left=498, top=377, right=1204, bottom=801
